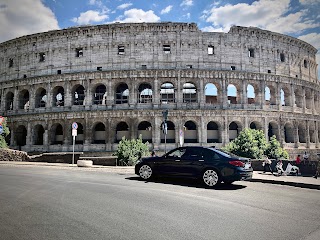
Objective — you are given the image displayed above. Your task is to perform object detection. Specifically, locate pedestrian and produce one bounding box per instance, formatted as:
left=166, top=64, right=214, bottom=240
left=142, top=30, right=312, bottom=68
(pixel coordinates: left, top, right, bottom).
left=262, top=157, right=273, bottom=174
left=275, top=160, right=285, bottom=176
left=313, top=156, right=320, bottom=179
left=151, top=151, right=156, bottom=157
left=303, top=151, right=309, bottom=165
left=295, top=154, right=301, bottom=165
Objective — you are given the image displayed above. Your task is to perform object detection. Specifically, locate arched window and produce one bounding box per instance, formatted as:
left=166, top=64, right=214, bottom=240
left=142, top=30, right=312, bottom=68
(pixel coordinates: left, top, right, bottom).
left=35, top=88, right=47, bottom=108
left=94, top=85, right=106, bottom=105
left=51, top=124, right=63, bottom=144
left=73, top=85, right=85, bottom=106
left=184, top=121, right=198, bottom=143
left=229, top=122, right=239, bottom=141
left=160, top=82, right=175, bottom=103
left=52, top=86, right=64, bottom=107
left=227, top=84, right=237, bottom=104
left=183, top=83, right=197, bottom=103
left=34, top=125, right=45, bottom=145
left=93, top=122, right=105, bottom=144
left=161, top=121, right=175, bottom=143
left=265, top=86, right=270, bottom=104
left=205, top=83, right=218, bottom=104
left=207, top=121, right=220, bottom=143
left=116, top=122, right=129, bottom=142
left=138, top=83, right=152, bottom=103
left=115, top=83, right=129, bottom=104
left=247, top=84, right=255, bottom=104
left=16, top=125, right=27, bottom=146
left=6, top=92, right=14, bottom=110
left=138, top=121, right=152, bottom=143
left=18, top=90, right=29, bottom=110
left=284, top=123, right=294, bottom=143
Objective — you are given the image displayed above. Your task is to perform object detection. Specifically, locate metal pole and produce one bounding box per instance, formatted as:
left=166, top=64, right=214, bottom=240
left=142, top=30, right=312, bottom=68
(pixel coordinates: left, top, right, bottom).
left=72, top=136, right=75, bottom=165
left=164, top=130, right=167, bottom=154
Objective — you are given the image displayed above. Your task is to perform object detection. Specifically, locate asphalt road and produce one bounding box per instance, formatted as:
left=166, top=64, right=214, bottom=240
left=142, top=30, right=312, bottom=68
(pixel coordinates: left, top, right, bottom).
left=0, top=165, right=319, bottom=240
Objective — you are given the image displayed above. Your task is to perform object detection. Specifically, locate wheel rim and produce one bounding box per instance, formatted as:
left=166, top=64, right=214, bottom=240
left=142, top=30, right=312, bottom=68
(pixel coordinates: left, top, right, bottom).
left=139, top=165, right=152, bottom=180
left=203, top=169, right=219, bottom=186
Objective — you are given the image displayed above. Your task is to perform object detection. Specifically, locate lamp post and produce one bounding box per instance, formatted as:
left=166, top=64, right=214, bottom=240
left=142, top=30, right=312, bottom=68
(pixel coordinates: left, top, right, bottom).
left=162, top=110, right=168, bottom=153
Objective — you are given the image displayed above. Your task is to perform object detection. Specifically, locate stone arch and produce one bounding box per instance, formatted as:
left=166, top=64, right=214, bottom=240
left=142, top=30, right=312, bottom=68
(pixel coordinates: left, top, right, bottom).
left=268, top=121, right=279, bottom=140
left=284, top=122, right=294, bottom=143
left=93, top=84, right=106, bottom=105
left=205, top=83, right=218, bottom=104
left=227, top=84, right=239, bottom=104
left=72, top=84, right=85, bottom=106
left=138, top=121, right=152, bottom=143
left=34, top=124, right=45, bottom=145
left=266, top=84, right=276, bottom=105
left=115, top=83, right=129, bottom=104
left=229, top=121, right=241, bottom=141
left=16, top=125, right=27, bottom=146
left=5, top=91, right=14, bottom=110
left=294, top=87, right=303, bottom=108
left=50, top=123, right=63, bottom=145
left=184, top=120, right=198, bottom=143
left=35, top=88, right=47, bottom=108
left=183, top=82, right=197, bottom=103
left=161, top=121, right=175, bottom=143
left=138, top=83, right=153, bottom=103
left=247, top=84, right=255, bottom=104
left=18, top=89, right=29, bottom=110
left=309, top=122, right=316, bottom=143
left=305, top=88, right=312, bottom=110
left=280, top=86, right=291, bottom=106
left=249, top=121, right=262, bottom=130
left=75, top=122, right=84, bottom=144
left=116, top=121, right=130, bottom=142
left=160, top=82, right=175, bottom=104
left=207, top=121, right=221, bottom=143
left=52, top=86, right=64, bottom=107
left=93, top=122, right=106, bottom=144
left=298, top=123, right=306, bottom=143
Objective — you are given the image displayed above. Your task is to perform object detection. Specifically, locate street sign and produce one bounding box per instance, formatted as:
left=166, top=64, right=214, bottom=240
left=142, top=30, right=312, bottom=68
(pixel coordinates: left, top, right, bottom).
left=0, top=116, right=4, bottom=125
left=72, top=122, right=78, bottom=129
left=0, top=125, right=3, bottom=134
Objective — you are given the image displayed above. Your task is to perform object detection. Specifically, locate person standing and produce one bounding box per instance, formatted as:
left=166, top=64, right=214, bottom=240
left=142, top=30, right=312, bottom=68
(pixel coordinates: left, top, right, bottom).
left=295, top=154, right=301, bottom=165
left=262, top=157, right=273, bottom=174
left=303, top=151, right=309, bottom=165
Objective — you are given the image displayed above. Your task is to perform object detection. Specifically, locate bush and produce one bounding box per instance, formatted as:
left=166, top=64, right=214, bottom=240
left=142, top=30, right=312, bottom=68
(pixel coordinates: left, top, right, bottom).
left=265, top=135, right=289, bottom=159
left=114, top=136, right=150, bottom=166
left=0, top=117, right=10, bottom=149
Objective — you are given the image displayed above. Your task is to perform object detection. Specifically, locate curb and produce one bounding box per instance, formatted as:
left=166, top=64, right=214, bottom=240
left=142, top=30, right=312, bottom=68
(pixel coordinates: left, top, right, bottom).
left=249, top=179, right=320, bottom=190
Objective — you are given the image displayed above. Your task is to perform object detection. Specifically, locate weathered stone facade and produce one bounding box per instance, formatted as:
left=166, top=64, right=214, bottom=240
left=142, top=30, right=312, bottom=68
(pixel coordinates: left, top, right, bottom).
left=0, top=22, right=319, bottom=158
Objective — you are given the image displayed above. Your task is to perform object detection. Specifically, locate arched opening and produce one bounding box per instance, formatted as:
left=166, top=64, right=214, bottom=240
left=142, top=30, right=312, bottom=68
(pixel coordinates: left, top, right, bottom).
left=205, top=83, right=218, bottom=104
left=207, top=121, right=220, bottom=143
left=34, top=125, right=45, bottom=145
left=294, top=88, right=303, bottom=108
left=183, top=82, right=197, bottom=103
left=18, top=90, right=29, bottom=110
left=51, top=124, right=63, bottom=145
left=76, top=122, right=84, bottom=144
left=247, top=84, right=255, bottom=104
left=138, top=121, right=152, bottom=143
left=284, top=123, right=294, bottom=143
left=227, top=84, right=237, bottom=104
left=115, top=83, right=129, bottom=104
left=5, top=92, right=14, bottom=110
left=298, top=124, right=306, bottom=143
left=184, top=121, right=198, bottom=143
left=265, top=86, right=271, bottom=105
left=161, top=121, right=175, bottom=143
left=229, top=122, right=239, bottom=141
left=52, top=86, right=64, bottom=107
left=138, top=83, right=152, bottom=103
left=35, top=88, right=47, bottom=108
left=268, top=122, right=279, bottom=140
left=72, top=85, right=85, bottom=105
left=116, top=122, right=130, bottom=143
left=250, top=122, right=257, bottom=130
left=93, top=122, right=105, bottom=144
left=94, top=84, right=106, bottom=105
left=305, top=89, right=312, bottom=109
left=160, top=82, right=175, bottom=104
left=16, top=125, right=27, bottom=146
left=281, top=87, right=291, bottom=106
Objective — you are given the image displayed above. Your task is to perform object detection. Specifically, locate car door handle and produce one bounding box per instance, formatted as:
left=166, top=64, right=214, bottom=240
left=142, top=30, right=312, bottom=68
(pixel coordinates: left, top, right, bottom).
left=175, top=160, right=180, bottom=162
left=198, top=159, right=204, bottom=162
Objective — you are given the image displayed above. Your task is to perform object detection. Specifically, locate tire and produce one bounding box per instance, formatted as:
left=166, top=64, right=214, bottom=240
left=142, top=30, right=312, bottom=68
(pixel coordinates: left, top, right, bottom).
left=202, top=169, right=220, bottom=187
left=139, top=164, right=153, bottom=180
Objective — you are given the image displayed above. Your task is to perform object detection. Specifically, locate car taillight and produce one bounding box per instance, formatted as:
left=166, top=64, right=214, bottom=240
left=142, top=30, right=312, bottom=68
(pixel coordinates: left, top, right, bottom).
left=229, top=160, right=245, bottom=167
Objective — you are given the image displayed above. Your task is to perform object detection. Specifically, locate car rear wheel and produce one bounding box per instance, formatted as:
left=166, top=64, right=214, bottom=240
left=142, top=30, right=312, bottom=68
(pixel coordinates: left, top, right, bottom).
left=139, top=164, right=153, bottom=180
left=203, top=169, right=220, bottom=187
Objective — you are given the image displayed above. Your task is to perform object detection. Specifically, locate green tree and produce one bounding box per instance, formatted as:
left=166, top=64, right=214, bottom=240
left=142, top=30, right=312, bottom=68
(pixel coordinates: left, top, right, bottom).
left=0, top=117, right=10, bottom=149
left=223, top=128, right=267, bottom=159
left=265, top=135, right=289, bottom=159
left=114, top=135, right=150, bottom=166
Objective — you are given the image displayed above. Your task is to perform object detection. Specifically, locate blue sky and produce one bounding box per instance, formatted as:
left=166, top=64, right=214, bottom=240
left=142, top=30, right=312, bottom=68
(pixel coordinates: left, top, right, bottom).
left=0, top=0, right=319, bottom=77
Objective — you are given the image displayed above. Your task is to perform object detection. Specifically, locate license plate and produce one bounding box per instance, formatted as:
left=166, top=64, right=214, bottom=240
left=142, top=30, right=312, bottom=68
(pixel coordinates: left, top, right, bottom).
left=244, top=163, right=251, bottom=169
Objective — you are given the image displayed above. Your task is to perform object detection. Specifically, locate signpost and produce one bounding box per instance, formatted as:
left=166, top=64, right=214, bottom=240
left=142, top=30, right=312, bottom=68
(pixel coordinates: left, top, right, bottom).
left=72, top=122, right=78, bottom=165
left=162, top=110, right=168, bottom=153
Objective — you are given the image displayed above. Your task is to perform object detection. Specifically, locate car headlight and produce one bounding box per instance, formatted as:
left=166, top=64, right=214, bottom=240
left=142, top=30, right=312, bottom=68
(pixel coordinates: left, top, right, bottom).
left=136, top=159, right=142, bottom=165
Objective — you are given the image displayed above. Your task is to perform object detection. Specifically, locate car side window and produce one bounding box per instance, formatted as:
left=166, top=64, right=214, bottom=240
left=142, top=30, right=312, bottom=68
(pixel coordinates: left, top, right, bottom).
left=167, top=148, right=186, bottom=158
left=212, top=152, right=222, bottom=160
left=183, top=148, right=203, bottom=160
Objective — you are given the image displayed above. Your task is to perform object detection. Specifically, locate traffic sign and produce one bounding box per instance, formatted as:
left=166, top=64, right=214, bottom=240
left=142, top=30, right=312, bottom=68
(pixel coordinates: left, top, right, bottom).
left=72, top=122, right=78, bottom=129
left=0, top=125, right=3, bottom=134
left=72, top=129, right=77, bottom=137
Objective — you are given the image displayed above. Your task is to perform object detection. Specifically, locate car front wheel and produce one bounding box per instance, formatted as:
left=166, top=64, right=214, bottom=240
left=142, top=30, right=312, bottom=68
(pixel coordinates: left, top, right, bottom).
left=203, top=169, right=220, bottom=187
left=139, top=164, right=153, bottom=180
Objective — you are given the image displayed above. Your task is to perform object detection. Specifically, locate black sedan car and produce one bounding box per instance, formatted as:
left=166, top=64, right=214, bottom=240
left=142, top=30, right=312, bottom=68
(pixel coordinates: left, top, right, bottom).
left=135, top=146, right=253, bottom=187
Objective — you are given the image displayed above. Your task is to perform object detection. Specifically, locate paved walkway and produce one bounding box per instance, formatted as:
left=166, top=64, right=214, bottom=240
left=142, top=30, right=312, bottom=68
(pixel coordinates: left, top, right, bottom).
left=0, top=161, right=319, bottom=190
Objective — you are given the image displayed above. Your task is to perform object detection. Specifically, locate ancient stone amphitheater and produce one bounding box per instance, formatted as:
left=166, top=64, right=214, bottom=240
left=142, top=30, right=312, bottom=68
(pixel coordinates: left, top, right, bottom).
left=0, top=22, right=318, bottom=158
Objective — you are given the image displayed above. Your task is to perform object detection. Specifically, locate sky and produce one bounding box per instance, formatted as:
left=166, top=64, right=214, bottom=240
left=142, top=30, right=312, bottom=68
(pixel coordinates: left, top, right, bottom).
left=0, top=0, right=319, bottom=78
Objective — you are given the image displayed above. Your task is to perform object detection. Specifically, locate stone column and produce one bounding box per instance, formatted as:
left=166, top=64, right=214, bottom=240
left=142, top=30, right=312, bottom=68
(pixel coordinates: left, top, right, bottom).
left=222, top=117, right=228, bottom=145
left=28, top=88, right=35, bottom=111
left=242, top=80, right=247, bottom=106
left=106, top=80, right=113, bottom=108
left=316, top=121, right=319, bottom=148
left=46, top=82, right=52, bottom=108
left=64, top=82, right=71, bottom=107
left=153, top=116, right=161, bottom=150
left=153, top=77, right=159, bottom=108
left=176, top=72, right=182, bottom=106
left=222, top=79, right=228, bottom=108
left=199, top=78, right=204, bottom=107
left=302, top=87, right=306, bottom=113
left=200, top=116, right=206, bottom=145
left=85, top=79, right=92, bottom=108
left=306, top=120, right=310, bottom=148
left=26, top=122, right=32, bottom=147
left=294, top=125, right=299, bottom=148
left=130, top=79, right=137, bottom=106
left=13, top=87, right=18, bottom=110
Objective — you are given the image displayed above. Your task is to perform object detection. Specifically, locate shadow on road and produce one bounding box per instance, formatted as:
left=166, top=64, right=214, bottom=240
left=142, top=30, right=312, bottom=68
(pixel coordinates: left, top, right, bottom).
left=126, top=176, right=247, bottom=190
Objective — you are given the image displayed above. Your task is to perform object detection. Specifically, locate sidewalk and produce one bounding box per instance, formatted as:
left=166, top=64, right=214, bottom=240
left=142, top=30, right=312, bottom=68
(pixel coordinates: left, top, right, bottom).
left=0, top=161, right=319, bottom=190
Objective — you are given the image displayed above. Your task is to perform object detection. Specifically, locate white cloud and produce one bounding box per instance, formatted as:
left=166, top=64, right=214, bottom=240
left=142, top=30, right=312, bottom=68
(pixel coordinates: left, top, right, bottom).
left=117, top=3, right=133, bottom=10
left=160, top=5, right=173, bottom=15
left=180, top=0, right=193, bottom=7
left=298, top=32, right=320, bottom=49
left=203, top=0, right=319, bottom=34
left=201, top=26, right=225, bottom=32
left=0, top=0, right=59, bottom=43
left=299, top=0, right=319, bottom=5
left=72, top=10, right=109, bottom=25
left=89, top=0, right=103, bottom=7
left=116, top=8, right=160, bottom=23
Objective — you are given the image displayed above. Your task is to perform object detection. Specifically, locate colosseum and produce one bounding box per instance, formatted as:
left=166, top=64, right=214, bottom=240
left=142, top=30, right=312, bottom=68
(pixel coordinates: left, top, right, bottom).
left=0, top=22, right=319, bottom=158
